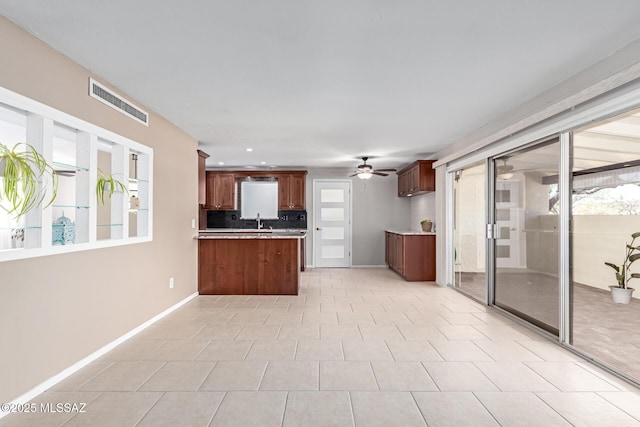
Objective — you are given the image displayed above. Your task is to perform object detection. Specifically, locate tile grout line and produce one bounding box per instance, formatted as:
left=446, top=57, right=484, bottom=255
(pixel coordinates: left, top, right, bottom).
left=409, top=391, right=430, bottom=427
left=596, top=391, right=640, bottom=423
left=470, top=391, right=506, bottom=427
left=530, top=391, right=577, bottom=426
left=207, top=391, right=228, bottom=426
left=130, top=391, right=166, bottom=427
left=347, top=391, right=357, bottom=426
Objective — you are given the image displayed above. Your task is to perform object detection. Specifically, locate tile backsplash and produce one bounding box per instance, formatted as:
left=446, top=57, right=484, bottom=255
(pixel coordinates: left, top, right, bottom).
left=207, top=209, right=307, bottom=230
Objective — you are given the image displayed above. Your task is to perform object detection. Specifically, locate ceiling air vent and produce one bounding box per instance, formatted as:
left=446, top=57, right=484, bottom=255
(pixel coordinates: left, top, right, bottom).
left=89, top=78, right=149, bottom=126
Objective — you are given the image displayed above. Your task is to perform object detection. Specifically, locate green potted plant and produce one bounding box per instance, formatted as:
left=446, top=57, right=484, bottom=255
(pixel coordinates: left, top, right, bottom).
left=604, top=231, right=640, bottom=304
left=0, top=142, right=58, bottom=218
left=96, top=169, right=129, bottom=205
left=420, top=219, right=433, bottom=232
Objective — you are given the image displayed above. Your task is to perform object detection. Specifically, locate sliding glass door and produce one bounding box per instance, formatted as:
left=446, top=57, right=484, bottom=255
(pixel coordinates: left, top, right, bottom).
left=571, top=108, right=640, bottom=382
left=492, top=139, right=561, bottom=335
left=448, top=101, right=640, bottom=384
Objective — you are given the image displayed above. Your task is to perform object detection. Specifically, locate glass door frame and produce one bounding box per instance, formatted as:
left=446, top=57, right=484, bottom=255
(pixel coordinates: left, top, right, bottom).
left=488, top=135, right=564, bottom=337
left=447, top=159, right=492, bottom=305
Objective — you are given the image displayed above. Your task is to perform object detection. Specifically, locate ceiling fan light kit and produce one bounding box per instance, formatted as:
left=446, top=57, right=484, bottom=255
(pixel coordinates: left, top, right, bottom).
left=351, top=156, right=396, bottom=180
left=497, top=158, right=515, bottom=179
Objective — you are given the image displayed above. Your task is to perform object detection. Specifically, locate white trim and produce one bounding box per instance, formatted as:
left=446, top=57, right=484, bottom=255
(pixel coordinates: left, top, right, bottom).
left=0, top=236, right=152, bottom=262
left=445, top=169, right=454, bottom=287
left=558, top=132, right=572, bottom=343
left=312, top=179, right=353, bottom=268
left=0, top=85, right=151, bottom=153
left=352, top=264, right=388, bottom=268
left=443, top=80, right=640, bottom=172
left=88, top=78, right=149, bottom=126
left=0, top=292, right=198, bottom=420
left=434, top=59, right=640, bottom=169
left=0, top=85, right=154, bottom=262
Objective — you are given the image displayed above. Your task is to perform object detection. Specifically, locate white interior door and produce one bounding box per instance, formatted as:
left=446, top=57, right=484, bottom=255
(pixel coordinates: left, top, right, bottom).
left=313, top=180, right=351, bottom=268
left=495, top=179, right=522, bottom=268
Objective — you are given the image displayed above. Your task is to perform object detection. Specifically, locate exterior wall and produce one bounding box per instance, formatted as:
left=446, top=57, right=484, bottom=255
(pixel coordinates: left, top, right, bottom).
left=0, top=16, right=198, bottom=402
left=573, top=215, right=639, bottom=297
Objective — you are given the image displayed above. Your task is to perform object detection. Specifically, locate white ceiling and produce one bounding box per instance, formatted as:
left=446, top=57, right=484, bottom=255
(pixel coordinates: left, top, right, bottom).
left=2, top=1, right=640, bottom=171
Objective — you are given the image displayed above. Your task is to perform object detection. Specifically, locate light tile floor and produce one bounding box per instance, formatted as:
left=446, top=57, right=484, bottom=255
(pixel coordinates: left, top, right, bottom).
left=2, top=268, right=640, bottom=426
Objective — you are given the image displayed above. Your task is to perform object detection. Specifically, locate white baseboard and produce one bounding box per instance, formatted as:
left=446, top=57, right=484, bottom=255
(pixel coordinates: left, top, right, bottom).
left=0, top=292, right=198, bottom=419
left=304, top=265, right=389, bottom=269
left=352, top=265, right=388, bottom=268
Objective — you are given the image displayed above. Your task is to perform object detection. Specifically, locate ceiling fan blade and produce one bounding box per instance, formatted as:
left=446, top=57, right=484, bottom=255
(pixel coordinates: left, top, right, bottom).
left=349, top=173, right=359, bottom=177
left=373, top=172, right=389, bottom=176
left=376, top=168, right=397, bottom=172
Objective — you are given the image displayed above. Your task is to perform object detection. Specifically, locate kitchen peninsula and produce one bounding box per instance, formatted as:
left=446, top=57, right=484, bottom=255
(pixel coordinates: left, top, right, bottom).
left=197, top=230, right=306, bottom=295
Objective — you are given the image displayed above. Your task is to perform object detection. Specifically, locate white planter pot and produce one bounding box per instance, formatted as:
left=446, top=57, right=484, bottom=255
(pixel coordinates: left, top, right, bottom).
left=609, top=286, right=634, bottom=304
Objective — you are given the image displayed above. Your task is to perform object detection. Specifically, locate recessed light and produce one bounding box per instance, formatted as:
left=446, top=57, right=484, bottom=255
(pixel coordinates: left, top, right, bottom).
left=218, top=161, right=224, bottom=165
left=260, top=161, right=266, bottom=165
left=246, top=148, right=253, bottom=152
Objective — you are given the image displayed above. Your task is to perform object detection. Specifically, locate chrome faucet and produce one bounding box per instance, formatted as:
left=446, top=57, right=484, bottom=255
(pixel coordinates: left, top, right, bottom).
left=256, top=213, right=263, bottom=230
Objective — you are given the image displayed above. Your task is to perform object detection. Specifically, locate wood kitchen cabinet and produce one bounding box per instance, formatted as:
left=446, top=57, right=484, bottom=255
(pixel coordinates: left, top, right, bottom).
left=397, top=160, right=435, bottom=197
left=199, top=237, right=300, bottom=295
left=205, top=172, right=235, bottom=210
left=385, top=231, right=435, bottom=281
left=278, top=172, right=306, bottom=209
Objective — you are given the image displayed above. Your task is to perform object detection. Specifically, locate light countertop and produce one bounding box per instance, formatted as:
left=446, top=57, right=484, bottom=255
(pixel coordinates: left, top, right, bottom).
left=199, top=228, right=307, bottom=233
left=385, top=230, right=436, bottom=236
left=197, top=229, right=307, bottom=240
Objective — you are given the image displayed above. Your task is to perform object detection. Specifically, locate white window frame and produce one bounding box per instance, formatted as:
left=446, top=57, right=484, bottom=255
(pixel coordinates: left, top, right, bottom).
left=0, top=86, right=153, bottom=262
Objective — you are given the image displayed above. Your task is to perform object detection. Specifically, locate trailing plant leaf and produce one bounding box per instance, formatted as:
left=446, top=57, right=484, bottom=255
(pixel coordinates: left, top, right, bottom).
left=629, top=253, right=640, bottom=264
left=96, top=169, right=129, bottom=205
left=604, top=262, right=620, bottom=273
left=0, top=142, right=58, bottom=219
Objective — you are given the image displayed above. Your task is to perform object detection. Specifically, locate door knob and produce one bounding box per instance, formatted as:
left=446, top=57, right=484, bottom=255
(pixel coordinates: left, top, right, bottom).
left=316, top=227, right=322, bottom=231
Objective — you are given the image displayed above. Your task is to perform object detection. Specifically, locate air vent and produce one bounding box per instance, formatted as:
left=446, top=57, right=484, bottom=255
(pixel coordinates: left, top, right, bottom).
left=89, top=78, right=149, bottom=126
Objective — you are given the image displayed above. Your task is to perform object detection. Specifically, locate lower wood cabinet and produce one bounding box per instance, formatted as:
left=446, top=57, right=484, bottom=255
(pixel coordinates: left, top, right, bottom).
left=385, top=231, right=435, bottom=281
left=199, top=238, right=300, bottom=295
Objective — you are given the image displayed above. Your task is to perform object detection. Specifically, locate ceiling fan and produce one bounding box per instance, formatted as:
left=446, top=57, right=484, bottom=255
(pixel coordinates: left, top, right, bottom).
left=349, top=157, right=397, bottom=180
left=496, top=158, right=514, bottom=179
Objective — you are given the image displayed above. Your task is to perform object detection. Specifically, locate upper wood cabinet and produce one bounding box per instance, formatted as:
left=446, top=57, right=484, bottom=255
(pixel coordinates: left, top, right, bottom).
left=278, top=172, right=306, bottom=209
left=396, top=160, right=435, bottom=197
left=197, top=150, right=209, bottom=205
left=205, top=172, right=235, bottom=209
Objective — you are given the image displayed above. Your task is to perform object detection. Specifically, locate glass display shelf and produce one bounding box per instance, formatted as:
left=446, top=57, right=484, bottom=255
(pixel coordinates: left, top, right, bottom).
left=52, top=204, right=90, bottom=210
left=52, top=161, right=89, bottom=172
left=0, top=226, right=42, bottom=231
left=97, top=224, right=123, bottom=227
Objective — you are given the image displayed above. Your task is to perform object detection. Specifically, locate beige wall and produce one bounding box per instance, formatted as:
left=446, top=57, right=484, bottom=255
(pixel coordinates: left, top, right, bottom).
left=0, top=17, right=198, bottom=402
